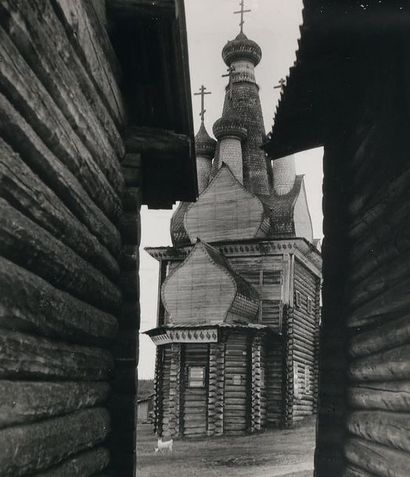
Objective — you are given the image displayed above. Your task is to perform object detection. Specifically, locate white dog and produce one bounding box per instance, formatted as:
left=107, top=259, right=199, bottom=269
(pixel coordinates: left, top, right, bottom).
left=154, top=438, right=173, bottom=453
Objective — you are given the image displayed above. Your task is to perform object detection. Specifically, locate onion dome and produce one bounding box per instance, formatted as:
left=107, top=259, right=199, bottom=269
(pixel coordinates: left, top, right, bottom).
left=213, top=112, right=247, bottom=141
left=195, top=122, right=217, bottom=158
left=222, top=32, right=262, bottom=67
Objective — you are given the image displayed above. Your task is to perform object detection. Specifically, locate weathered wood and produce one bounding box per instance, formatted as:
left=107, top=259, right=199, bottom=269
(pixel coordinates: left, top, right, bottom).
left=344, top=437, right=410, bottom=477
left=349, top=314, right=410, bottom=358
left=0, top=257, right=117, bottom=344
left=0, top=381, right=109, bottom=429
left=108, top=0, right=175, bottom=18
left=0, top=408, right=110, bottom=476
left=344, top=464, right=374, bottom=477
left=34, top=447, right=109, bottom=477
left=349, top=345, right=410, bottom=382
left=0, top=92, right=120, bottom=256
left=53, top=0, right=125, bottom=126
left=347, top=410, right=410, bottom=452
left=348, top=381, right=410, bottom=412
left=0, top=0, right=125, bottom=190
left=0, top=330, right=113, bottom=381
left=0, top=137, right=119, bottom=280
left=1, top=198, right=121, bottom=313
left=0, top=26, right=122, bottom=223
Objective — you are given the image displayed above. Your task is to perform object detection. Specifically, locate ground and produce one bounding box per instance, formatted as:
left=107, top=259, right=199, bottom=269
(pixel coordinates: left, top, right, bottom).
left=137, top=418, right=316, bottom=477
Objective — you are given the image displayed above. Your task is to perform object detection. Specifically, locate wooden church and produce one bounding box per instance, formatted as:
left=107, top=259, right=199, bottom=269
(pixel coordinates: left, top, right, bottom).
left=145, top=6, right=322, bottom=439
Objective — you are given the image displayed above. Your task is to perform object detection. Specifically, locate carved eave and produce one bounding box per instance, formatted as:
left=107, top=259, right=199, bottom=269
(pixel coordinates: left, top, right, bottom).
left=144, top=322, right=273, bottom=346
left=145, top=237, right=322, bottom=277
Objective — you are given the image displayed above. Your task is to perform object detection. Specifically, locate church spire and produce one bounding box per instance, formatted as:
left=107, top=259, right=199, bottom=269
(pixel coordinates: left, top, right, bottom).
left=194, top=85, right=216, bottom=193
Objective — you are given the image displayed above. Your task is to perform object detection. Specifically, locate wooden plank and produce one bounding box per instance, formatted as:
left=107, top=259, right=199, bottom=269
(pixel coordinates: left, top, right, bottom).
left=0, top=381, right=109, bottom=429
left=53, top=0, right=125, bottom=126
left=348, top=381, right=410, bottom=412
left=0, top=408, right=110, bottom=476
left=108, top=0, right=175, bottom=18
left=344, top=437, right=410, bottom=477
left=34, top=447, right=109, bottom=477
left=0, top=92, right=120, bottom=257
left=347, top=410, right=410, bottom=452
left=0, top=138, right=119, bottom=280
left=0, top=257, right=117, bottom=344
left=0, top=330, right=113, bottom=381
left=1, top=198, right=121, bottom=313
left=0, top=0, right=125, bottom=188
left=0, top=26, right=122, bottom=223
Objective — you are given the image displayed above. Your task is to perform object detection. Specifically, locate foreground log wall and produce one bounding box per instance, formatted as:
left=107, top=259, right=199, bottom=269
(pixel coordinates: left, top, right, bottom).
left=316, top=37, right=410, bottom=476
left=0, top=1, right=140, bottom=475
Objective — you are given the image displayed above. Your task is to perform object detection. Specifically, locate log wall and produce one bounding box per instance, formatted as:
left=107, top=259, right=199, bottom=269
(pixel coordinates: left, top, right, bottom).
left=224, top=333, right=250, bottom=435
left=0, top=1, right=140, bottom=475
left=265, top=334, right=285, bottom=427
left=182, top=344, right=209, bottom=437
left=292, top=259, right=320, bottom=421
left=316, top=39, right=410, bottom=475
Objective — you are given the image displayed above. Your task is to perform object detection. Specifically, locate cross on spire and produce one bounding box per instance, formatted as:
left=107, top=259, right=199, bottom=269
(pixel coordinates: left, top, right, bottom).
left=234, top=0, right=251, bottom=34
left=194, top=85, right=212, bottom=123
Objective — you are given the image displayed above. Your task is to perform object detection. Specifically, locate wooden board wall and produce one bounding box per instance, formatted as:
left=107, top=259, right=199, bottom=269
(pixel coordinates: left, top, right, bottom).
left=0, top=1, right=141, bottom=475
left=292, top=259, right=320, bottom=421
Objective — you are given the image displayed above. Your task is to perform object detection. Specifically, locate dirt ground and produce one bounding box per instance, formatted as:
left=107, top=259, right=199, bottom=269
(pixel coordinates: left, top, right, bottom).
left=136, top=418, right=316, bottom=477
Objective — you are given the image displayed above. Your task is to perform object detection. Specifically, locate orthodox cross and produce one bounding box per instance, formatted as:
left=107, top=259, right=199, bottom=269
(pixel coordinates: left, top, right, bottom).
left=222, top=65, right=236, bottom=99
left=234, top=0, right=251, bottom=33
left=274, top=78, right=286, bottom=92
left=194, top=85, right=212, bottom=122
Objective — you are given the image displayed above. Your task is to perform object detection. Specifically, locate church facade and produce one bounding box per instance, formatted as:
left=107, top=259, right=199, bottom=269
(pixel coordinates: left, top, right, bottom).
left=145, top=17, right=322, bottom=438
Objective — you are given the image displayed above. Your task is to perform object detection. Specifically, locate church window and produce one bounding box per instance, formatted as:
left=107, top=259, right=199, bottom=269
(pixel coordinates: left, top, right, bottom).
left=232, top=375, right=243, bottom=385
left=304, top=366, right=312, bottom=394
left=187, top=366, right=205, bottom=388
left=295, top=291, right=302, bottom=308
left=307, top=296, right=313, bottom=314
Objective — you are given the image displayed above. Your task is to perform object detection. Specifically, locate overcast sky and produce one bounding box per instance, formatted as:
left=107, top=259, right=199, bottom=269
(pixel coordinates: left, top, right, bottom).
left=138, top=0, right=323, bottom=379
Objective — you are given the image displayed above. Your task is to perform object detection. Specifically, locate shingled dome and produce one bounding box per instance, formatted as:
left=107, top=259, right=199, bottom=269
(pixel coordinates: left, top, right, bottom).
left=213, top=113, right=247, bottom=141
left=222, top=32, right=262, bottom=67
left=195, top=122, right=217, bottom=158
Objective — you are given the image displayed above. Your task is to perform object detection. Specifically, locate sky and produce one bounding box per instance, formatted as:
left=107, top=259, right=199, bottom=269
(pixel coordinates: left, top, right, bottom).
left=138, top=0, right=324, bottom=379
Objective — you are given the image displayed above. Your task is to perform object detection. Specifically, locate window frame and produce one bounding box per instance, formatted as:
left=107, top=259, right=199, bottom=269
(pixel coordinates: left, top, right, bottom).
left=187, top=366, right=206, bottom=388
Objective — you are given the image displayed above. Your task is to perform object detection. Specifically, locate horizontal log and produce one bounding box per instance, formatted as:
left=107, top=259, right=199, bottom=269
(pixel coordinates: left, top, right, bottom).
left=53, top=0, right=125, bottom=126
left=348, top=278, right=410, bottom=328
left=0, top=137, right=119, bottom=280
left=34, top=447, right=109, bottom=476
left=0, top=92, right=120, bottom=256
left=1, top=198, right=121, bottom=313
left=0, top=26, right=122, bottom=223
left=0, top=380, right=109, bottom=429
left=0, top=259, right=117, bottom=344
left=348, top=381, right=410, bottom=412
left=0, top=0, right=125, bottom=192
left=344, top=436, right=410, bottom=477
left=349, top=345, right=410, bottom=382
left=344, top=464, right=374, bottom=477
left=347, top=410, right=410, bottom=452
left=349, top=314, right=410, bottom=358
left=0, top=408, right=110, bottom=476
left=0, top=330, right=113, bottom=381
